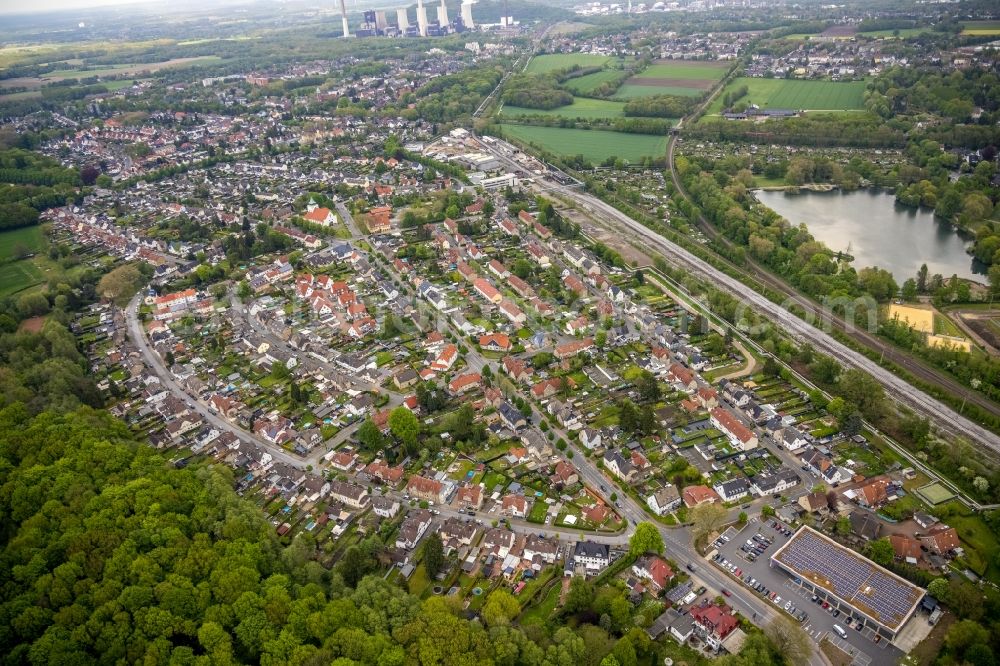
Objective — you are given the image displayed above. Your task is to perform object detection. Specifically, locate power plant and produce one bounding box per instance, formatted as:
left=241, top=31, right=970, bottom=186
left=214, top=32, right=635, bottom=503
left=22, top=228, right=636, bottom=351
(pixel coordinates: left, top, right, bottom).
left=342, top=0, right=492, bottom=38
left=339, top=0, right=351, bottom=38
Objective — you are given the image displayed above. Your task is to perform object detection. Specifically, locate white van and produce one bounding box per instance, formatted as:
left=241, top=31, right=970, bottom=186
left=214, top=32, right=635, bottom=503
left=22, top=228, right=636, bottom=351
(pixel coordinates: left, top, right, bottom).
left=833, top=625, right=847, bottom=639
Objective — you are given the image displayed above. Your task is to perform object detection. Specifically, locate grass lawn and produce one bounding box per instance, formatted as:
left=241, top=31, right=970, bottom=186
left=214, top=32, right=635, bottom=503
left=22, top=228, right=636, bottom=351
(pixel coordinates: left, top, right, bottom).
left=708, top=77, right=868, bottom=112
left=501, top=97, right=627, bottom=120
left=482, top=470, right=508, bottom=493
left=526, top=53, right=609, bottom=74
left=407, top=563, right=432, bottom=597
left=938, top=501, right=1000, bottom=583
left=519, top=580, right=561, bottom=626
left=527, top=499, right=550, bottom=524
left=500, top=124, right=668, bottom=164
left=933, top=313, right=964, bottom=337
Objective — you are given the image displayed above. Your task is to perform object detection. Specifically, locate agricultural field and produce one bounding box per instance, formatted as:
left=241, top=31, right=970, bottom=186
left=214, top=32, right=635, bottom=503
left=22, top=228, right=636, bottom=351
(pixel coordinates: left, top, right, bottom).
left=525, top=53, right=610, bottom=74
left=500, top=96, right=626, bottom=120
left=4, top=56, right=222, bottom=90
left=961, top=20, right=1000, bottom=36
left=614, top=59, right=729, bottom=100
left=562, top=69, right=623, bottom=95
left=499, top=124, right=668, bottom=164
left=708, top=77, right=868, bottom=112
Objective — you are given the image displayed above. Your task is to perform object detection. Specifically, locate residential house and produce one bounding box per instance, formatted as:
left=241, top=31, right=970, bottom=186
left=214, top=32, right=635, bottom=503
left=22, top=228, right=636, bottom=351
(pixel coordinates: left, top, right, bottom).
left=448, top=372, right=482, bottom=395
left=710, top=407, right=759, bottom=451
left=647, top=485, right=682, bottom=515
left=580, top=427, right=603, bottom=450
left=853, top=476, right=892, bottom=509
left=395, top=509, right=433, bottom=550
left=439, top=517, right=480, bottom=549
left=603, top=450, right=637, bottom=483
left=498, top=401, right=527, bottom=431
left=849, top=510, right=882, bottom=541
left=524, top=534, right=561, bottom=567
left=455, top=484, right=484, bottom=510
left=632, top=555, right=675, bottom=592
left=406, top=475, right=453, bottom=504
left=365, top=460, right=405, bottom=486
left=480, top=333, right=511, bottom=352
left=750, top=469, right=800, bottom=497
left=890, top=534, right=924, bottom=564
left=919, top=524, right=960, bottom=555
left=682, top=485, right=721, bottom=508
left=573, top=541, right=611, bottom=574
left=551, top=461, right=579, bottom=487
left=800, top=447, right=845, bottom=484
left=690, top=602, right=739, bottom=651
left=328, top=480, right=369, bottom=509
left=714, top=478, right=751, bottom=503
left=372, top=496, right=401, bottom=518
left=501, top=493, right=530, bottom=518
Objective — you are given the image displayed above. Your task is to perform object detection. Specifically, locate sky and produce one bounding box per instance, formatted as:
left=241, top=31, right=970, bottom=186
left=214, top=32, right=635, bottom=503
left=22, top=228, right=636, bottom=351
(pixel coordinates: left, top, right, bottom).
left=0, top=0, right=175, bottom=16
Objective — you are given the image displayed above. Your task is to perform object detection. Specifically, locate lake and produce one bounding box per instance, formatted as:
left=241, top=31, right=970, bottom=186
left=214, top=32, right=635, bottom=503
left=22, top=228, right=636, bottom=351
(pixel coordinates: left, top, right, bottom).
left=754, top=189, right=986, bottom=283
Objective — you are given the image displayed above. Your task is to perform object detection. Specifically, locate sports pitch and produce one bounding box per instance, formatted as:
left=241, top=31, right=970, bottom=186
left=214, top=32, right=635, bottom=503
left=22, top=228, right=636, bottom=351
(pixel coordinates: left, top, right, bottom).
left=915, top=482, right=956, bottom=506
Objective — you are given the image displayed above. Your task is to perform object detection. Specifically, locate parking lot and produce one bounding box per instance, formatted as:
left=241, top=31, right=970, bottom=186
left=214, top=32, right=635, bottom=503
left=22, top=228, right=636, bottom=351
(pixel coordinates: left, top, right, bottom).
left=706, top=520, right=904, bottom=666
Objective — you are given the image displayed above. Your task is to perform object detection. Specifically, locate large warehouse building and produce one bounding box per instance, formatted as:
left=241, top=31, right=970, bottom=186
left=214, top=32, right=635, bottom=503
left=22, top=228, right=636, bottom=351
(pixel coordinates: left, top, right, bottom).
left=770, top=526, right=925, bottom=641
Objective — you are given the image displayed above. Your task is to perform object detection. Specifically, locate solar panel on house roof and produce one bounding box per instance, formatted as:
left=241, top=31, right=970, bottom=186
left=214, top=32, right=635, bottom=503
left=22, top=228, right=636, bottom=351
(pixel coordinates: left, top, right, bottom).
left=771, top=527, right=923, bottom=631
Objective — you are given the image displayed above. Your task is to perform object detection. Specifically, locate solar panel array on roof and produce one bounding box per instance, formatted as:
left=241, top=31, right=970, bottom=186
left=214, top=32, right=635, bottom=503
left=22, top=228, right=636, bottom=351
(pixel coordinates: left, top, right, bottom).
left=772, top=528, right=923, bottom=631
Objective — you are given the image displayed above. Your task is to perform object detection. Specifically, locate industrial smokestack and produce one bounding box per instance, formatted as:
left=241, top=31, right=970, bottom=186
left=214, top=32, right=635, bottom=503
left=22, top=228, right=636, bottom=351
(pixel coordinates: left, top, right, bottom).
left=437, top=0, right=449, bottom=28
left=461, top=0, right=474, bottom=29
left=397, top=7, right=410, bottom=31
left=416, top=0, right=428, bottom=36
left=339, top=0, right=350, bottom=37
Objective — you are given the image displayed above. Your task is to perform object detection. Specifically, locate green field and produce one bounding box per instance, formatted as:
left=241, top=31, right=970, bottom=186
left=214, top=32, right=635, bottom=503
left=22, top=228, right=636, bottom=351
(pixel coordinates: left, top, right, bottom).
left=525, top=53, right=610, bottom=74
left=0, top=262, right=45, bottom=297
left=0, top=226, right=45, bottom=260
left=563, top=69, right=623, bottom=94
left=858, top=28, right=933, bottom=38
left=636, top=62, right=729, bottom=80
left=500, top=124, right=668, bottom=164
left=709, top=77, right=868, bottom=112
left=615, top=84, right=706, bottom=99
left=501, top=97, right=626, bottom=120
left=0, top=226, right=48, bottom=297
left=961, top=21, right=1000, bottom=36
